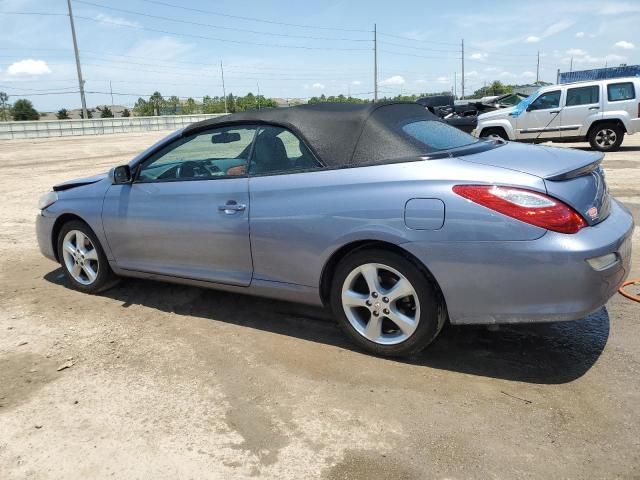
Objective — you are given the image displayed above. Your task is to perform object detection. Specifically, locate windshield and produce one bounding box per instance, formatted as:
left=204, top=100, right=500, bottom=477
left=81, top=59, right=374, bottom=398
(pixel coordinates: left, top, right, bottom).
left=401, top=120, right=479, bottom=151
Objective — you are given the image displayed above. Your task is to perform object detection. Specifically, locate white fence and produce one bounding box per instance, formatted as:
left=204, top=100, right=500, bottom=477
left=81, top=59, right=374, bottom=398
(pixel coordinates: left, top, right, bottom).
left=0, top=114, right=226, bottom=140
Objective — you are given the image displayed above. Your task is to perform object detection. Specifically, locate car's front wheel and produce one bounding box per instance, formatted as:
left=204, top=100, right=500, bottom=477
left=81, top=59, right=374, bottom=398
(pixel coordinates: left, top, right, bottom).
left=57, top=220, right=118, bottom=293
left=330, top=248, right=446, bottom=357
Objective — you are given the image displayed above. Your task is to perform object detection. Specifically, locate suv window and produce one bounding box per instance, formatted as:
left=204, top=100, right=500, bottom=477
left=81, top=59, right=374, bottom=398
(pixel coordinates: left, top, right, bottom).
left=249, top=126, right=320, bottom=175
left=566, top=85, right=599, bottom=106
left=607, top=82, right=635, bottom=101
left=138, top=126, right=256, bottom=182
left=529, top=90, right=561, bottom=111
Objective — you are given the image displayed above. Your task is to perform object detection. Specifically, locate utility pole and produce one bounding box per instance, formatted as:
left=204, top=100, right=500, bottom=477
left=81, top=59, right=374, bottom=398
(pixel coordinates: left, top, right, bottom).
left=66, top=0, right=88, bottom=119
left=536, top=50, right=540, bottom=83
left=454, top=72, right=457, bottom=99
left=461, top=39, right=465, bottom=99
left=570, top=56, right=573, bottom=72
left=220, top=61, right=227, bottom=113
left=109, top=80, right=114, bottom=115
left=373, top=23, right=378, bottom=102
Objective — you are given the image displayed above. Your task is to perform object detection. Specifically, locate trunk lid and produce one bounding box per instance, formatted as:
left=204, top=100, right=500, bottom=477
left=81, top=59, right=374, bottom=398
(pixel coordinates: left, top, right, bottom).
left=460, top=141, right=609, bottom=226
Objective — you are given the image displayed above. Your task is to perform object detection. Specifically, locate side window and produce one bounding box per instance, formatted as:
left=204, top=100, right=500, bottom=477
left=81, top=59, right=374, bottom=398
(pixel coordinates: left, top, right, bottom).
left=249, top=126, right=320, bottom=175
left=607, top=82, right=635, bottom=101
left=529, top=90, right=561, bottom=111
left=566, top=85, right=599, bottom=106
left=137, top=126, right=256, bottom=182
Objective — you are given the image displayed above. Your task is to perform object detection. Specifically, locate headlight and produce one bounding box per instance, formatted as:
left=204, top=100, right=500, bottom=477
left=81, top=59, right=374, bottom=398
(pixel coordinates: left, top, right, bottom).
left=38, top=191, right=58, bottom=210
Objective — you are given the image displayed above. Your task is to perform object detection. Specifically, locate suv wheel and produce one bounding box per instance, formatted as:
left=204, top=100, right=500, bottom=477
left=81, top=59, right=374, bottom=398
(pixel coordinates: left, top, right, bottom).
left=330, top=248, right=446, bottom=357
left=589, top=123, right=624, bottom=152
left=480, top=127, right=508, bottom=141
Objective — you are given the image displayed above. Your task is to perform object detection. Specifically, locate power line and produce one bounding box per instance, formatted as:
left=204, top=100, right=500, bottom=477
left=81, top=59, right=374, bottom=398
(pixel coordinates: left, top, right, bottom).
left=74, top=0, right=371, bottom=42
left=380, top=49, right=460, bottom=60
left=378, top=32, right=459, bottom=46
left=132, top=0, right=371, bottom=33
left=72, top=14, right=371, bottom=51
left=377, top=40, right=458, bottom=53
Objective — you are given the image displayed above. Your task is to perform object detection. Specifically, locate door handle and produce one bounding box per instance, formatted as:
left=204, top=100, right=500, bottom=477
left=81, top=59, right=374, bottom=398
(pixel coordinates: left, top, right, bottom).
left=550, top=110, right=560, bottom=114
left=589, top=106, right=600, bottom=110
left=218, top=201, right=246, bottom=214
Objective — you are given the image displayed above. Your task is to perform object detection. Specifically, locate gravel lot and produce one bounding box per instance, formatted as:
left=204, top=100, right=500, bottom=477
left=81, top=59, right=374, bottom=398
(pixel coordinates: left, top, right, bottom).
left=0, top=131, right=639, bottom=479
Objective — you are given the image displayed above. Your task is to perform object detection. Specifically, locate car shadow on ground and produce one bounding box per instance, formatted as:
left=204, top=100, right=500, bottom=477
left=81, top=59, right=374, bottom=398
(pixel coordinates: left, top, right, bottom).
left=573, top=145, right=640, bottom=152
left=45, top=269, right=610, bottom=385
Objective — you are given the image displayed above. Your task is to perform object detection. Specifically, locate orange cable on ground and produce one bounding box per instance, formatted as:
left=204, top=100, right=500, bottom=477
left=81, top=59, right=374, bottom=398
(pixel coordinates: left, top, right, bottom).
left=619, top=279, right=640, bottom=303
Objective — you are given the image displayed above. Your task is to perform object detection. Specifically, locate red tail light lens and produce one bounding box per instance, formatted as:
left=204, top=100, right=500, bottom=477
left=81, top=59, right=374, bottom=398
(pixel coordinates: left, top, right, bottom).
left=453, top=185, right=587, bottom=234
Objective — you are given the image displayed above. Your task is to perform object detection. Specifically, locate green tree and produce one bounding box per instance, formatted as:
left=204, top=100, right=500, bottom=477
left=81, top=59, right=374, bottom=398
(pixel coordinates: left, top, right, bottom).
left=133, top=97, right=153, bottom=116
left=167, top=95, right=180, bottom=114
left=0, top=92, right=10, bottom=121
left=56, top=108, right=70, bottom=120
left=121, top=108, right=131, bottom=117
left=149, top=91, right=165, bottom=116
left=182, top=97, right=197, bottom=115
left=11, top=99, right=40, bottom=121
left=98, top=106, right=114, bottom=118
left=79, top=109, right=94, bottom=119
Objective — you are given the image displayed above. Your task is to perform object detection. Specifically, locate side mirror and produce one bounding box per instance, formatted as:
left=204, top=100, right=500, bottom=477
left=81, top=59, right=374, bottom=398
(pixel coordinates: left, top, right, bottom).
left=110, top=165, right=132, bottom=184
left=525, top=106, right=533, bottom=112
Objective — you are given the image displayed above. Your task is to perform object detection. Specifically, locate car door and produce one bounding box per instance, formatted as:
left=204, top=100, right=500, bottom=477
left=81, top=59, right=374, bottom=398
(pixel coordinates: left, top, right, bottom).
left=102, top=125, right=257, bottom=286
left=245, top=125, right=325, bottom=286
left=561, top=83, right=602, bottom=138
left=515, top=89, right=564, bottom=140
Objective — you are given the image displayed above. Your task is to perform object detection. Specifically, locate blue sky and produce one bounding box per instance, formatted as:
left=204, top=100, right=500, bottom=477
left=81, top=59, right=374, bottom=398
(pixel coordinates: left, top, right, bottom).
left=1, top=0, right=639, bottom=111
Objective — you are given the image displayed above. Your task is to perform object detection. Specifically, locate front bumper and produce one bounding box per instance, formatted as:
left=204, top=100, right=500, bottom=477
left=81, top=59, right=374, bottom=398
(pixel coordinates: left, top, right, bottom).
left=36, top=212, right=57, bottom=262
left=403, top=199, right=634, bottom=325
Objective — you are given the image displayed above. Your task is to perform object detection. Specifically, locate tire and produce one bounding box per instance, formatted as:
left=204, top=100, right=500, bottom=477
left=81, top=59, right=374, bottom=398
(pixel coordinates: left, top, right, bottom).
left=480, top=127, right=508, bottom=141
left=588, top=123, right=624, bottom=152
left=56, top=220, right=118, bottom=293
left=330, top=248, right=446, bottom=357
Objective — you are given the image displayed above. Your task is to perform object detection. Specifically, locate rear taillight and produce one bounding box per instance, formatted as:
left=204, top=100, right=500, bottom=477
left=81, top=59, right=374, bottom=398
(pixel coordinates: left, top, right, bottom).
left=453, top=185, right=587, bottom=234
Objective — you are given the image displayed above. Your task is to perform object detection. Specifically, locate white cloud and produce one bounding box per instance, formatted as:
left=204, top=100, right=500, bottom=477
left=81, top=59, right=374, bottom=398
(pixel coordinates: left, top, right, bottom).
left=350, top=80, right=361, bottom=86
left=466, top=70, right=479, bottom=78
left=575, top=31, right=585, bottom=38
left=614, top=40, right=635, bottom=50
left=500, top=71, right=517, bottom=79
left=599, top=2, right=640, bottom=15
left=541, top=20, right=574, bottom=37
left=521, top=71, right=536, bottom=78
left=8, top=59, right=51, bottom=76
left=402, top=30, right=429, bottom=41
left=470, top=52, right=488, bottom=60
left=436, top=76, right=449, bottom=84
left=564, top=52, right=627, bottom=66
left=566, top=48, right=587, bottom=56
left=95, top=13, right=141, bottom=28
left=380, top=75, right=405, bottom=86
left=484, top=66, right=499, bottom=72
left=126, top=36, right=193, bottom=61
left=311, top=82, right=325, bottom=89
left=525, top=36, right=540, bottom=43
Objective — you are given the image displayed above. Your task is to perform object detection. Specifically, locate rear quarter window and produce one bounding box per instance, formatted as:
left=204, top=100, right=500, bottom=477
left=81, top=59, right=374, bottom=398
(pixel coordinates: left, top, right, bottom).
left=607, top=82, right=635, bottom=101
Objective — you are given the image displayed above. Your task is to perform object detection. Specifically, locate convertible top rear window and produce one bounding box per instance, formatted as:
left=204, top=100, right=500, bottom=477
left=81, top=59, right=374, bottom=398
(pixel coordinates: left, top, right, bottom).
left=401, top=120, right=478, bottom=151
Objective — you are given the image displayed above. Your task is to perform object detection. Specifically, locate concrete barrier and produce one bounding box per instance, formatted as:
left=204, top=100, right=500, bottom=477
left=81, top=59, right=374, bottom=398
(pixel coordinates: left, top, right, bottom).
left=0, top=114, right=226, bottom=140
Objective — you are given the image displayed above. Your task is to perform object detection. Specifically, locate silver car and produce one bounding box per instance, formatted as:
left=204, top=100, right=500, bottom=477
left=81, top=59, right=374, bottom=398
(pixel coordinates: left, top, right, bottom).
left=36, top=102, right=634, bottom=357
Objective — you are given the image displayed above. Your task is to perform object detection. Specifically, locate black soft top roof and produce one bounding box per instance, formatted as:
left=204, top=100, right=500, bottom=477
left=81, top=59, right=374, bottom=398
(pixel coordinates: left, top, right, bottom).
left=183, top=101, right=444, bottom=167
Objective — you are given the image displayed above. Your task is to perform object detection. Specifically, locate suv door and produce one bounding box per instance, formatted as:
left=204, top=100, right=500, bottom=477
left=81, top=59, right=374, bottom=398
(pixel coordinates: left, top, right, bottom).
left=561, top=84, right=602, bottom=138
left=102, top=125, right=257, bottom=286
left=516, top=89, right=564, bottom=140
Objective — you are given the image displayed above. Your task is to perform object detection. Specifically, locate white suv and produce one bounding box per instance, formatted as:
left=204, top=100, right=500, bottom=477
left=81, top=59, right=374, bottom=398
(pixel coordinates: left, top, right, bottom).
left=474, top=77, right=640, bottom=151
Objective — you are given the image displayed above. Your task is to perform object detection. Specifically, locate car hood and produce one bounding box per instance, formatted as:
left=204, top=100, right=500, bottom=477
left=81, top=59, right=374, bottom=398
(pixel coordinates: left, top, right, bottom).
left=460, top=141, right=602, bottom=179
left=478, top=107, right=514, bottom=120
left=53, top=173, right=108, bottom=191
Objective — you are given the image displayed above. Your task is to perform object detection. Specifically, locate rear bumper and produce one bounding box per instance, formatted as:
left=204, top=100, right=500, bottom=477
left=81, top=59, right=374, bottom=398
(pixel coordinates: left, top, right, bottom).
left=36, top=212, right=57, bottom=262
left=403, top=199, right=634, bottom=325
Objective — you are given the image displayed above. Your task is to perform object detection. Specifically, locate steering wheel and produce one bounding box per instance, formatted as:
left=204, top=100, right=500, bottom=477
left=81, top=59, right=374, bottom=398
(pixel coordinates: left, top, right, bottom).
left=177, top=160, right=204, bottom=179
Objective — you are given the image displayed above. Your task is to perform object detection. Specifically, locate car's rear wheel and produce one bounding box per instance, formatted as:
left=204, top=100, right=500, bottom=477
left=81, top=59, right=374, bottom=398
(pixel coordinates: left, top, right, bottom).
left=330, top=248, right=446, bottom=357
left=57, top=220, right=118, bottom=293
left=589, top=123, right=624, bottom=152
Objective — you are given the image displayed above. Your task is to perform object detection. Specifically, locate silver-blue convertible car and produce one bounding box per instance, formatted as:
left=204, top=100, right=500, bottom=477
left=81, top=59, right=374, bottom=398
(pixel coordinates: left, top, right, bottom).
left=36, top=102, right=634, bottom=356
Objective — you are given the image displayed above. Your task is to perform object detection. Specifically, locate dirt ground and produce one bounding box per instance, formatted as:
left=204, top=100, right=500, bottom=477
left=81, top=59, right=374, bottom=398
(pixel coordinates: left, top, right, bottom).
left=0, top=131, right=639, bottom=479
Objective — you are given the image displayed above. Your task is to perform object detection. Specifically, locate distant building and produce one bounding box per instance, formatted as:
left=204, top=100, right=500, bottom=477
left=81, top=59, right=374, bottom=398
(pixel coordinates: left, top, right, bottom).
left=558, top=65, right=640, bottom=84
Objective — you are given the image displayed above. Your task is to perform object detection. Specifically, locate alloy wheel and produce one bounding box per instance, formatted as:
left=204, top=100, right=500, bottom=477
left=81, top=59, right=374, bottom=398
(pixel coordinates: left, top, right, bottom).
left=595, top=128, right=617, bottom=148
left=341, top=263, right=421, bottom=345
left=61, top=229, right=100, bottom=285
